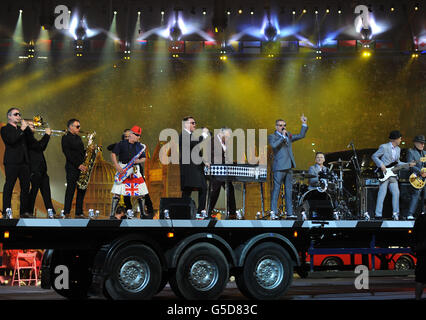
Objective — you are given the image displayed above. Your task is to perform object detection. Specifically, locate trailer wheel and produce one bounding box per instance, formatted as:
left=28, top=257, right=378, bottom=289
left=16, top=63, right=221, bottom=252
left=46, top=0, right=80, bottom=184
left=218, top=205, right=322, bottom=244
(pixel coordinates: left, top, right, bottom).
left=321, top=256, right=343, bottom=270
left=173, top=242, right=229, bottom=300
left=236, top=242, right=293, bottom=300
left=395, top=255, right=414, bottom=270
left=104, top=244, right=161, bottom=300
left=49, top=250, right=92, bottom=300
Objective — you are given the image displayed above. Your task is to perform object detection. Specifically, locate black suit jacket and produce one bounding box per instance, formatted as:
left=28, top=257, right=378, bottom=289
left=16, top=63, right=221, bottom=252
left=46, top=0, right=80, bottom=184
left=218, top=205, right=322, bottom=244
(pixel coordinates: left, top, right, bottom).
left=26, top=132, right=50, bottom=174
left=1, top=123, right=31, bottom=165
left=61, top=132, right=85, bottom=171
left=179, top=130, right=207, bottom=190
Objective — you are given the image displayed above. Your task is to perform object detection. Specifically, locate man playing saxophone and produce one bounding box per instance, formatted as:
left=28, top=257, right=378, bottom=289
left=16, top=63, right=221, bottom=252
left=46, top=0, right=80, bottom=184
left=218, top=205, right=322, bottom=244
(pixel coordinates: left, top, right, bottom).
left=110, top=126, right=152, bottom=219
left=61, top=119, right=88, bottom=218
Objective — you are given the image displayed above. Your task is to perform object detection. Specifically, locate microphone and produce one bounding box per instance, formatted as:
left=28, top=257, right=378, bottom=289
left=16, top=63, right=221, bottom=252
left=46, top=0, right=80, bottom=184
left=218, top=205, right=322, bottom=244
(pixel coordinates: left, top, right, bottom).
left=347, top=141, right=353, bottom=148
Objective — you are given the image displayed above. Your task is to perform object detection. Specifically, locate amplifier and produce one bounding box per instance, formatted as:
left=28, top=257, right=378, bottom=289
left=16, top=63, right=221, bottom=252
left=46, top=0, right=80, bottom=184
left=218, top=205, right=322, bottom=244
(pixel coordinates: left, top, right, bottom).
left=159, top=198, right=196, bottom=219
left=360, top=182, right=411, bottom=218
left=362, top=178, right=380, bottom=186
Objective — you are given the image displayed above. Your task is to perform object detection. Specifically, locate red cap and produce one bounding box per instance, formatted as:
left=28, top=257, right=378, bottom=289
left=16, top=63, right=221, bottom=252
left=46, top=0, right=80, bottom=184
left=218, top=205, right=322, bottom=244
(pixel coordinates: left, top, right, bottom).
left=131, top=125, right=142, bottom=135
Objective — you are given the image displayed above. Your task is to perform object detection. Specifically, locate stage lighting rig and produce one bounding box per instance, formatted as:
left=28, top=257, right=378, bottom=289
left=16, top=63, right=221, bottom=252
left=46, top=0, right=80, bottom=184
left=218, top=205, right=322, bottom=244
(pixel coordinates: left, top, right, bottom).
left=263, top=7, right=278, bottom=42
left=170, top=24, right=182, bottom=41
left=360, top=28, right=372, bottom=40
left=361, top=49, right=372, bottom=58
left=26, top=41, right=35, bottom=59
left=75, top=40, right=84, bottom=57
left=169, top=9, right=182, bottom=41
left=122, top=42, right=131, bottom=61
left=264, top=23, right=277, bottom=42
left=315, top=50, right=322, bottom=60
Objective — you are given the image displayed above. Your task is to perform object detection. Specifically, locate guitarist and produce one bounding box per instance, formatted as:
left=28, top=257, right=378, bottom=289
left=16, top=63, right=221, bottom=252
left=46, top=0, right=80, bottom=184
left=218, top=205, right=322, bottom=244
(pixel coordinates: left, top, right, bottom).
left=372, top=130, right=415, bottom=220
left=110, top=126, right=152, bottom=219
left=406, top=135, right=426, bottom=220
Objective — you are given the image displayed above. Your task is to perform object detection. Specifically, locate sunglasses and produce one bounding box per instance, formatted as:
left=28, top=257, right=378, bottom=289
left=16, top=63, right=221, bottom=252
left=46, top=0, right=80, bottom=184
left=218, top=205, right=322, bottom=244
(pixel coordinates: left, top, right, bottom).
left=73, top=124, right=80, bottom=129
left=12, top=112, right=21, bottom=116
left=277, top=124, right=286, bottom=127
left=190, top=121, right=196, bottom=125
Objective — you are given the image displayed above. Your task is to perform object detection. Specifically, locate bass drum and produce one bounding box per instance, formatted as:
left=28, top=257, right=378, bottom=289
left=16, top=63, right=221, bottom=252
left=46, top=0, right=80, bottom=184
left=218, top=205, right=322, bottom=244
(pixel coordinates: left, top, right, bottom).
left=298, top=189, right=335, bottom=220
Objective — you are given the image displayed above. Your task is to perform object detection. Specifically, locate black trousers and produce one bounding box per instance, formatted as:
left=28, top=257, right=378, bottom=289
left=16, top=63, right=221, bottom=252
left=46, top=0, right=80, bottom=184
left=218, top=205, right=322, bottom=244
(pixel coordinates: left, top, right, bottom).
left=64, top=167, right=86, bottom=215
left=208, top=179, right=236, bottom=215
left=182, top=187, right=207, bottom=213
left=2, top=164, right=31, bottom=215
left=29, top=171, right=54, bottom=214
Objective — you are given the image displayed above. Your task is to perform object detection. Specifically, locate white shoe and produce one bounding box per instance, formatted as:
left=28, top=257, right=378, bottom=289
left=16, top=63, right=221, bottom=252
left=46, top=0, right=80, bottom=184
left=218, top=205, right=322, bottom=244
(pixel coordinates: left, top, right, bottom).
left=407, top=215, right=415, bottom=220
left=364, top=212, right=371, bottom=220
left=392, top=212, right=399, bottom=221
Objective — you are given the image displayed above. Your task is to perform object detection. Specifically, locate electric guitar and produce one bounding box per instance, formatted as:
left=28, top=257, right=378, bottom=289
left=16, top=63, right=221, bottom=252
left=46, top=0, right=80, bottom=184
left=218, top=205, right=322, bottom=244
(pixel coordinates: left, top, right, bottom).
left=375, top=157, right=426, bottom=182
left=409, top=168, right=426, bottom=189
left=114, top=143, right=146, bottom=183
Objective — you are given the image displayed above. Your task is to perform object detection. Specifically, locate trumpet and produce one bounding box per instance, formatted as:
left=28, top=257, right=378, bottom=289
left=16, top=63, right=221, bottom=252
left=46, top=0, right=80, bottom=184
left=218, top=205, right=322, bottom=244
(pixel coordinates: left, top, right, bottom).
left=20, top=115, right=66, bottom=136
left=34, top=128, right=67, bottom=136
left=21, top=115, right=90, bottom=137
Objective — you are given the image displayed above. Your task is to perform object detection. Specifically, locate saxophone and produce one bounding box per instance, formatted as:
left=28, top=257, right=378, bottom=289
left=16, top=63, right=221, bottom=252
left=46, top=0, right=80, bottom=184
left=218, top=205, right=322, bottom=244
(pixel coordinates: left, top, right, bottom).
left=77, top=131, right=99, bottom=190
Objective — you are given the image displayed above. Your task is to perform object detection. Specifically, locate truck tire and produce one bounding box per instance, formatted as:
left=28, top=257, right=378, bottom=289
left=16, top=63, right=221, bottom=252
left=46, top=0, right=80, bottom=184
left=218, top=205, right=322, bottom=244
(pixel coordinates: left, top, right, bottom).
left=236, top=242, right=293, bottom=300
left=104, top=244, right=162, bottom=300
left=395, top=255, right=414, bottom=270
left=321, top=256, right=343, bottom=270
left=173, top=242, right=229, bottom=300
left=49, top=250, right=92, bottom=300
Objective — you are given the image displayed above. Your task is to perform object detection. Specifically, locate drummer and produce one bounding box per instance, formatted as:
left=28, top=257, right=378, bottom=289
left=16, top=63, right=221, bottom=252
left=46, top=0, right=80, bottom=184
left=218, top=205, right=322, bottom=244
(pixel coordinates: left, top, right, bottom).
left=308, top=152, right=330, bottom=190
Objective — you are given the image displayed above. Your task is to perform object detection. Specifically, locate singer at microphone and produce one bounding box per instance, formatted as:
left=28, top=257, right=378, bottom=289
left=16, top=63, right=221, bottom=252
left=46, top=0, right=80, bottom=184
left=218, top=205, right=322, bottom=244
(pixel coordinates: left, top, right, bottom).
left=268, top=114, right=308, bottom=219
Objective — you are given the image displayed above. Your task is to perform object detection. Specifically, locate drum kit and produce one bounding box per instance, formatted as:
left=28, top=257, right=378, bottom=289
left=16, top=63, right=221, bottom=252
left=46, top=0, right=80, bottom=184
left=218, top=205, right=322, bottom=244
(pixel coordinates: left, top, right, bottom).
left=283, top=159, right=354, bottom=220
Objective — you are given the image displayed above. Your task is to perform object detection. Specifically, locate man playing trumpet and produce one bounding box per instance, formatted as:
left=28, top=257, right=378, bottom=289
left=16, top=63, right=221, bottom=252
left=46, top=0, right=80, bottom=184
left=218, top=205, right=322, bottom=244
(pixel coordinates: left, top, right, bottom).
left=1, top=107, right=32, bottom=218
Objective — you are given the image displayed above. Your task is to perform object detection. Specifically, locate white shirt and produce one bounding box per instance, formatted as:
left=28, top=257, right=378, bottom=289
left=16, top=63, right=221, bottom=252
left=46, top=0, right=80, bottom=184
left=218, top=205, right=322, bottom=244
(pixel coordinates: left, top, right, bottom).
left=389, top=142, right=398, bottom=162
left=217, top=135, right=226, bottom=152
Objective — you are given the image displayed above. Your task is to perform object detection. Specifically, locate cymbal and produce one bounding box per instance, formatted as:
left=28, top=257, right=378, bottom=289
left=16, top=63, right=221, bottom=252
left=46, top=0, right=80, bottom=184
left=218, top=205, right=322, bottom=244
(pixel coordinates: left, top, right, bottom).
left=292, top=170, right=307, bottom=174
left=292, top=171, right=316, bottom=179
left=331, top=168, right=351, bottom=172
left=328, top=160, right=351, bottom=165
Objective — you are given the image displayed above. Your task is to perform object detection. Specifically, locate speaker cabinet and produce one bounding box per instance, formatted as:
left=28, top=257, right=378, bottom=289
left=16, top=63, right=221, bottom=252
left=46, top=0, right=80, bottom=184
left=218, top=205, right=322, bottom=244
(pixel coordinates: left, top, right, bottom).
left=360, top=182, right=411, bottom=218
left=159, top=198, right=196, bottom=219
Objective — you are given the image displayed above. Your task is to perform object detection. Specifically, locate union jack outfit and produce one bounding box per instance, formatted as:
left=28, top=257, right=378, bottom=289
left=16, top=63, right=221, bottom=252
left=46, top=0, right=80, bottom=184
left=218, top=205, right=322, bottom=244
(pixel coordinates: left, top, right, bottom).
left=110, top=140, right=148, bottom=196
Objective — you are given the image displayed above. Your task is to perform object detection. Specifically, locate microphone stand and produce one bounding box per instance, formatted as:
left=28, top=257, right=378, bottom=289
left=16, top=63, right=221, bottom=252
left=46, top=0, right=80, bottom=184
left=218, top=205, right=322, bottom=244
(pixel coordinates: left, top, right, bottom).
left=349, top=142, right=362, bottom=217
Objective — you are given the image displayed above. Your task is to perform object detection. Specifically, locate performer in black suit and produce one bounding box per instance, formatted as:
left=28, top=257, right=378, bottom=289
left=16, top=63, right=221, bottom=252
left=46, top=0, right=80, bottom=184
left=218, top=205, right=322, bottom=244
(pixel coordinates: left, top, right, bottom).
left=179, top=116, right=208, bottom=215
left=61, top=119, right=87, bottom=218
left=1, top=107, right=32, bottom=218
left=27, top=122, right=55, bottom=216
left=207, top=127, right=236, bottom=219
